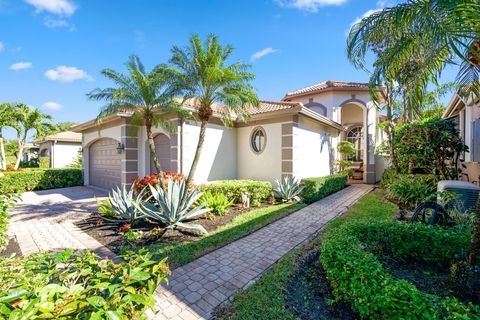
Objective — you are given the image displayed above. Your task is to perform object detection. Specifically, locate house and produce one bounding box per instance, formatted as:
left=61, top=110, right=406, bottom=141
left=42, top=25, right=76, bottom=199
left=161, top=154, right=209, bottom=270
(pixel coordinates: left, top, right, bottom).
left=71, top=80, right=387, bottom=190
left=35, top=131, right=82, bottom=168
left=443, top=93, right=480, bottom=183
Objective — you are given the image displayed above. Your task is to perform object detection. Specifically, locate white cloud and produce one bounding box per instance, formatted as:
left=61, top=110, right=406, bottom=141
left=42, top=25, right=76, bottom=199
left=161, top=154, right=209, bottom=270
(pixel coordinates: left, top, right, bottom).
left=45, top=65, right=93, bottom=82
left=42, top=101, right=63, bottom=110
left=275, top=0, right=347, bottom=12
left=0, top=42, right=4, bottom=53
left=346, top=0, right=397, bottom=36
left=25, top=0, right=76, bottom=16
left=251, top=48, right=278, bottom=61
left=9, top=62, right=32, bottom=71
left=43, top=17, right=76, bottom=31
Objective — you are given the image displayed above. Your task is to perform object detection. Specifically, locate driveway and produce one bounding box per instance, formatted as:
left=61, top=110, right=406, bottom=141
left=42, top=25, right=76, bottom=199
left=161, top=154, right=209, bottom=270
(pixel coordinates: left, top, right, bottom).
left=8, top=186, right=116, bottom=258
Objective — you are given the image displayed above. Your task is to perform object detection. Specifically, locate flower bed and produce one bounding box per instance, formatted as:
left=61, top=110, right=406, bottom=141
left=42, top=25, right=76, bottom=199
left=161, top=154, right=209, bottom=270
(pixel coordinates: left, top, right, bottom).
left=321, top=220, right=479, bottom=319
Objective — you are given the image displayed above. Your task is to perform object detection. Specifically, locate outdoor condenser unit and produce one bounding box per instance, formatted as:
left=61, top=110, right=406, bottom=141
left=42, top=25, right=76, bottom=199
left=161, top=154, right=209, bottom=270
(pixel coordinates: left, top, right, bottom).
left=437, top=180, right=480, bottom=214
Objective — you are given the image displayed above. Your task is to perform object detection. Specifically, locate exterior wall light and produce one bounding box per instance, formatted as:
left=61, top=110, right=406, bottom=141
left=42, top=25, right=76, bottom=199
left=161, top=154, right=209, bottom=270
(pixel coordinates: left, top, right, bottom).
left=116, top=143, right=125, bottom=154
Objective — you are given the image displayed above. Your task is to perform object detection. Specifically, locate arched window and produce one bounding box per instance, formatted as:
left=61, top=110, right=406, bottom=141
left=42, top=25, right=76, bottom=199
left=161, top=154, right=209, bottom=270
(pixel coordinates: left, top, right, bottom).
left=346, top=126, right=364, bottom=161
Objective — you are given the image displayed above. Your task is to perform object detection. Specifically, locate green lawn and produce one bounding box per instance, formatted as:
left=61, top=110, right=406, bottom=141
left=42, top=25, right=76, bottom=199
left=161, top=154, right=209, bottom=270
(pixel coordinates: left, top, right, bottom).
left=216, top=189, right=397, bottom=320
left=127, top=203, right=305, bottom=269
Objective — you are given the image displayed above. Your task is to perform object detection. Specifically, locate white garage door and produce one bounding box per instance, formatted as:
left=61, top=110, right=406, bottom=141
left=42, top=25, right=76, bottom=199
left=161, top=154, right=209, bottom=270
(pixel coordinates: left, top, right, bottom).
left=89, top=138, right=121, bottom=190
left=150, top=133, right=171, bottom=174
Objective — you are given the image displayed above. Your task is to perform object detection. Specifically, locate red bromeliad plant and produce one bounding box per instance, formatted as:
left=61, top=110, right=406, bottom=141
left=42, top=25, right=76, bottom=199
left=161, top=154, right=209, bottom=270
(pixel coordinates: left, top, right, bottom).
left=133, top=172, right=194, bottom=197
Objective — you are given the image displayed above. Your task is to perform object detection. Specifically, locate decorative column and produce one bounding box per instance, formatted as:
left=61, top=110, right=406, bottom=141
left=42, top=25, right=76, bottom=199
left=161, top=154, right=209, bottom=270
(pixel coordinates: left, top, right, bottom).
left=364, top=101, right=377, bottom=184
left=281, top=115, right=298, bottom=179
left=121, top=122, right=139, bottom=188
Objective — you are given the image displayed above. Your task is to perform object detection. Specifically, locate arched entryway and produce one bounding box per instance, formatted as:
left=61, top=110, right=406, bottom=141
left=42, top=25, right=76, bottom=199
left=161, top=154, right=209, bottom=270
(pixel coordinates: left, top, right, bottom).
left=89, top=138, right=121, bottom=189
left=150, top=133, right=171, bottom=174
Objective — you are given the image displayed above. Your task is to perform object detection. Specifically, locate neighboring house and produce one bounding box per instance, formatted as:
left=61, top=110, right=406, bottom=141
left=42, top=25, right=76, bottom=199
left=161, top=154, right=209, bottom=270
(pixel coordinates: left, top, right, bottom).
left=72, top=80, right=387, bottom=190
left=35, top=131, right=82, bottom=168
left=443, top=93, right=480, bottom=183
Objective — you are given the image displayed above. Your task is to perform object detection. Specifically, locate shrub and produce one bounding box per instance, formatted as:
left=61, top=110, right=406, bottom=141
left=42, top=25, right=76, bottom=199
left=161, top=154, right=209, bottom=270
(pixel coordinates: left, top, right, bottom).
left=383, top=173, right=437, bottom=209
left=321, top=220, right=478, bottom=319
left=39, top=156, right=50, bottom=168
left=300, top=174, right=348, bottom=204
left=0, top=193, right=20, bottom=252
left=0, top=169, right=83, bottom=194
left=0, top=249, right=169, bottom=319
left=198, top=191, right=234, bottom=216
left=199, top=180, right=272, bottom=207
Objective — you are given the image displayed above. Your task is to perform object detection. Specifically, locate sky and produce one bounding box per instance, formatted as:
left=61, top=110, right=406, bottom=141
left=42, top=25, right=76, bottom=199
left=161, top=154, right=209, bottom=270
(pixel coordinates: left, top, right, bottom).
left=0, top=0, right=458, bottom=140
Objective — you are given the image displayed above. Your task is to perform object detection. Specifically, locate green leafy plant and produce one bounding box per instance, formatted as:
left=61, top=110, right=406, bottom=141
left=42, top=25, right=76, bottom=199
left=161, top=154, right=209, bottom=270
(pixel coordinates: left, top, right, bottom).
left=138, top=178, right=211, bottom=235
left=0, top=193, right=20, bottom=252
left=0, top=168, right=83, bottom=194
left=383, top=173, right=437, bottom=209
left=198, top=191, right=234, bottom=216
left=107, top=185, right=146, bottom=224
left=0, top=249, right=170, bottom=319
left=119, top=223, right=144, bottom=243
left=95, top=197, right=115, bottom=217
left=273, top=176, right=304, bottom=203
left=199, top=180, right=272, bottom=207
left=336, top=141, right=356, bottom=172
left=300, top=174, right=348, bottom=204
left=38, top=156, right=50, bottom=168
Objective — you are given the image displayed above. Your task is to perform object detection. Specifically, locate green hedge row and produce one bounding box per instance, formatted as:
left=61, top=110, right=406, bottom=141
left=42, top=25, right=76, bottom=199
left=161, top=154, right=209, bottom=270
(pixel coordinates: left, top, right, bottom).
left=0, top=169, right=83, bottom=194
left=199, top=180, right=272, bottom=206
left=321, top=220, right=478, bottom=319
left=300, top=174, right=348, bottom=204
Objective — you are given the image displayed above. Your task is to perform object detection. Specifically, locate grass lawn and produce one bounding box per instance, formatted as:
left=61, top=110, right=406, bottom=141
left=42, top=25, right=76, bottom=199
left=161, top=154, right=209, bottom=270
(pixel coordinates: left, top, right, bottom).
left=216, top=189, right=397, bottom=320
left=126, top=203, right=305, bottom=269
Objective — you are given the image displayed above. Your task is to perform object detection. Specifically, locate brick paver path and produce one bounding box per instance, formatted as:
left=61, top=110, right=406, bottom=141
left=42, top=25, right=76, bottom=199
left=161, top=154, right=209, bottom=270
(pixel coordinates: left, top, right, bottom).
left=9, top=186, right=116, bottom=259
left=152, top=184, right=372, bottom=320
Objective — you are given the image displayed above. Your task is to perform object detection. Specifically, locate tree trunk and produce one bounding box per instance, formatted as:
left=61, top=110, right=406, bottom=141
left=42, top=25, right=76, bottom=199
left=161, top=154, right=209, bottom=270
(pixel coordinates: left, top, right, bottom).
left=385, top=96, right=398, bottom=172
left=146, top=121, right=164, bottom=190
left=0, top=128, right=6, bottom=170
left=181, top=120, right=208, bottom=203
left=14, top=138, right=24, bottom=171
left=468, top=197, right=480, bottom=265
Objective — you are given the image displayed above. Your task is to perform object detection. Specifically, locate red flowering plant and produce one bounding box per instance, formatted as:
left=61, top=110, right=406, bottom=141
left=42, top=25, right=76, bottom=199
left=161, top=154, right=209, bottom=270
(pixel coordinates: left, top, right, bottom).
left=119, top=223, right=130, bottom=233
left=133, top=172, right=194, bottom=200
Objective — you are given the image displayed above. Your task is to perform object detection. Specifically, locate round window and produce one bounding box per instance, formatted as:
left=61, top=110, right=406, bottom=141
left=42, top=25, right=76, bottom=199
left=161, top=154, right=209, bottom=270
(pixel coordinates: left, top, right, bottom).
left=251, top=127, right=266, bottom=154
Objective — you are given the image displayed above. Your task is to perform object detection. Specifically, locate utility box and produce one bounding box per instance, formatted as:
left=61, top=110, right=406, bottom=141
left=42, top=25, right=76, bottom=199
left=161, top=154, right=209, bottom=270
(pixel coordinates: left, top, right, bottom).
left=438, top=180, right=480, bottom=213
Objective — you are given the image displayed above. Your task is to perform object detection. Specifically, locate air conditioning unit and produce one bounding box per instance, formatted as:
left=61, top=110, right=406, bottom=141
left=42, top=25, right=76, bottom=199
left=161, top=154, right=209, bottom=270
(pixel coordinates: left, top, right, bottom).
left=438, top=180, right=480, bottom=214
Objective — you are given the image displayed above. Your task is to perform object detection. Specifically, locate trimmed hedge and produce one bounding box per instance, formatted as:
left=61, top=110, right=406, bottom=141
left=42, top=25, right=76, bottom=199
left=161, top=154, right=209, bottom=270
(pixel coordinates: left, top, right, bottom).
left=321, top=220, right=478, bottom=319
left=300, top=174, right=348, bottom=204
left=0, top=169, right=83, bottom=194
left=199, top=180, right=272, bottom=206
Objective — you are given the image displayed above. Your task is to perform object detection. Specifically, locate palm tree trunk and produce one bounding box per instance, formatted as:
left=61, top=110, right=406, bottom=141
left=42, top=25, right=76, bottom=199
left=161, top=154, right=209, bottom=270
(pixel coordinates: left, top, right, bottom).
left=146, top=121, right=164, bottom=190
left=385, top=92, right=398, bottom=172
left=14, top=138, right=24, bottom=171
left=468, top=197, right=480, bottom=265
left=182, top=120, right=208, bottom=203
left=0, top=128, right=6, bottom=170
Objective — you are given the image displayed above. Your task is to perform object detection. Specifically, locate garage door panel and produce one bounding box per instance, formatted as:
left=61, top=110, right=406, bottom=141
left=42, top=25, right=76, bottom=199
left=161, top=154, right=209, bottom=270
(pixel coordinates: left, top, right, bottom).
left=150, top=134, right=171, bottom=174
left=89, top=138, right=121, bottom=190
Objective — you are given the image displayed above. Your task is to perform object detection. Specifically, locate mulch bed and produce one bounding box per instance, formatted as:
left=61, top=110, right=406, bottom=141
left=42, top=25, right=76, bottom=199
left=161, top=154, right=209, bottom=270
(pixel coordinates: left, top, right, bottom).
left=0, top=237, right=23, bottom=257
left=75, top=204, right=270, bottom=254
left=285, top=242, right=359, bottom=320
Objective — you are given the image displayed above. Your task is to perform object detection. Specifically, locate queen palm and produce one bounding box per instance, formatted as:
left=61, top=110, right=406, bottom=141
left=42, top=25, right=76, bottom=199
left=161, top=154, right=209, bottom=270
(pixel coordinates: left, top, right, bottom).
left=169, top=34, right=259, bottom=194
left=87, top=55, right=185, bottom=189
left=0, top=103, right=17, bottom=170
left=12, top=103, right=53, bottom=170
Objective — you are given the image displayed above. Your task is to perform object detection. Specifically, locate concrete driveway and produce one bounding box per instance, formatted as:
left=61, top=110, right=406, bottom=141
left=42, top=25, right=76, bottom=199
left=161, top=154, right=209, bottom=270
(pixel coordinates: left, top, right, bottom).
left=8, top=186, right=115, bottom=258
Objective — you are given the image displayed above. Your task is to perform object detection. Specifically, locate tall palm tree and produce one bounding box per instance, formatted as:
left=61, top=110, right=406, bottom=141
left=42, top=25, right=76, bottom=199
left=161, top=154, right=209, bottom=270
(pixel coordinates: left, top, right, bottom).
left=169, top=34, right=259, bottom=195
left=12, top=103, right=53, bottom=170
left=0, top=103, right=17, bottom=170
left=87, top=55, right=186, bottom=189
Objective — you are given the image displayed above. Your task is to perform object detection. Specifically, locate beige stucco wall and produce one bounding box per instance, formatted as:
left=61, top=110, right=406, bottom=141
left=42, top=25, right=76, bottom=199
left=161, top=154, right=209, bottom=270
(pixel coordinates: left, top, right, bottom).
left=52, top=142, right=82, bottom=168
left=237, top=123, right=282, bottom=183
left=293, top=116, right=339, bottom=179
left=182, top=121, right=237, bottom=183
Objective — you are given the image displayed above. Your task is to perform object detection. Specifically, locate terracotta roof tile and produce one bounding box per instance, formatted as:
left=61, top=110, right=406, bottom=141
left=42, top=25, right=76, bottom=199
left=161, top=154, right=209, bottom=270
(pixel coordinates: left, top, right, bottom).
left=250, top=100, right=300, bottom=115
left=284, top=80, right=370, bottom=98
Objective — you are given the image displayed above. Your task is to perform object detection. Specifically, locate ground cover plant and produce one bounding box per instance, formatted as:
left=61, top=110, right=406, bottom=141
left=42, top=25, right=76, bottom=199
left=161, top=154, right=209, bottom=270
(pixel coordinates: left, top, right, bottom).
left=0, top=249, right=169, bottom=319
left=0, top=193, right=20, bottom=253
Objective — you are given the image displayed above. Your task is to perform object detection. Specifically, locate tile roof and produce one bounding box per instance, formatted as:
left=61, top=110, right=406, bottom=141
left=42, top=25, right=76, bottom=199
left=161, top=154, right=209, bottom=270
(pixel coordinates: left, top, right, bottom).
left=36, top=131, right=82, bottom=143
left=250, top=100, right=301, bottom=115
left=284, top=80, right=370, bottom=99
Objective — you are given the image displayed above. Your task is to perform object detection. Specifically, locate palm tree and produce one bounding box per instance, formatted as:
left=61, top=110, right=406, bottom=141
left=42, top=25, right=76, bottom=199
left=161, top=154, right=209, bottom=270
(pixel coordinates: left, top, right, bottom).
left=169, top=34, right=259, bottom=195
left=87, top=55, right=186, bottom=189
left=0, top=103, right=17, bottom=170
left=12, top=103, right=53, bottom=170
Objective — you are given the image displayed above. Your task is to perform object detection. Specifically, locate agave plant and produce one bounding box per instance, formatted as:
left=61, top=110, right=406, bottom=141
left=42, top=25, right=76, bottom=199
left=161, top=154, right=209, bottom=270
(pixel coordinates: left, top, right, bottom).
left=137, top=178, right=210, bottom=235
left=273, top=176, right=304, bottom=203
left=104, top=185, right=146, bottom=224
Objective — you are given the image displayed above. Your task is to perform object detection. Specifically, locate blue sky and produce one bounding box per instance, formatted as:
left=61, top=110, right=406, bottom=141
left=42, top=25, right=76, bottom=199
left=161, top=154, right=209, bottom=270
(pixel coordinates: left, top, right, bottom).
left=0, top=0, right=457, bottom=139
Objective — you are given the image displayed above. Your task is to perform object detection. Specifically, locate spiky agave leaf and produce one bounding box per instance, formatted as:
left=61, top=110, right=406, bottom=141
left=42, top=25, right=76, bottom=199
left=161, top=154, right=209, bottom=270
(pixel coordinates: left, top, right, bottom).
left=107, top=184, right=145, bottom=223
left=273, top=176, right=304, bottom=203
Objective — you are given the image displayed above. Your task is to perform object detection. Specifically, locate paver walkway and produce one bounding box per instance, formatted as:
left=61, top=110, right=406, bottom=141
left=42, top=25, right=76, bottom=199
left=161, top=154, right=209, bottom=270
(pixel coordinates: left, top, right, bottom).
left=8, top=186, right=116, bottom=259
left=152, top=184, right=372, bottom=320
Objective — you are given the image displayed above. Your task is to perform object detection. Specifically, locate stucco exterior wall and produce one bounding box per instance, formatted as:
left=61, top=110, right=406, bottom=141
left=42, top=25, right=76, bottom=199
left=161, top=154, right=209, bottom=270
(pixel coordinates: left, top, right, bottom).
left=182, top=121, right=237, bottom=183
left=237, top=123, right=282, bottom=183
left=293, top=116, right=339, bottom=179
left=52, top=142, right=82, bottom=168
